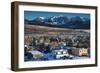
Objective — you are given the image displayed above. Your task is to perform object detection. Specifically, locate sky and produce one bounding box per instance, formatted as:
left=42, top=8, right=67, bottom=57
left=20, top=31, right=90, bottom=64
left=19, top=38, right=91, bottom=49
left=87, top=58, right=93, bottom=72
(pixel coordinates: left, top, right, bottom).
left=24, top=11, right=90, bottom=20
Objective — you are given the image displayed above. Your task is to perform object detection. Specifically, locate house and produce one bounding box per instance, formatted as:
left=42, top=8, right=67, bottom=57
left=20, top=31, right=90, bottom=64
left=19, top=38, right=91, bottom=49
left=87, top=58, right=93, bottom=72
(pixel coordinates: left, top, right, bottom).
left=28, top=50, right=44, bottom=59
left=24, top=45, right=35, bottom=51
left=53, top=49, right=74, bottom=59
left=72, top=48, right=88, bottom=56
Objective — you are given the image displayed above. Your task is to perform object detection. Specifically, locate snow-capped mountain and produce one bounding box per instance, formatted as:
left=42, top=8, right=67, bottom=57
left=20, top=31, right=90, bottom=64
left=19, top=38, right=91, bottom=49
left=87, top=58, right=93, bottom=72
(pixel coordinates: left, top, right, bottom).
left=25, top=15, right=90, bottom=29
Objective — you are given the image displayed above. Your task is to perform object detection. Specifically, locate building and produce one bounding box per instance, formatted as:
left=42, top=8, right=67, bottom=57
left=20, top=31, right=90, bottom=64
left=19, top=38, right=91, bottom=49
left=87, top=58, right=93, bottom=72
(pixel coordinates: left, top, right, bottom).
left=53, top=49, right=74, bottom=59
left=72, top=48, right=88, bottom=56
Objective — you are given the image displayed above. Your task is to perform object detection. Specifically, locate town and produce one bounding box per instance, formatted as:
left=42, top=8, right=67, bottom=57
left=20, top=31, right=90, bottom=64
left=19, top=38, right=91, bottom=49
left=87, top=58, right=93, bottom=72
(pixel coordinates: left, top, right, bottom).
left=24, top=27, right=90, bottom=61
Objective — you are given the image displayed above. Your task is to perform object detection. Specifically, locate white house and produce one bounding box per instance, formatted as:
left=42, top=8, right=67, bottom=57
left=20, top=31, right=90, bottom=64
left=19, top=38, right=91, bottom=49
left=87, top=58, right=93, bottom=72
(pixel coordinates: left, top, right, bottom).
left=28, top=50, right=44, bottom=59
left=53, top=49, right=74, bottom=59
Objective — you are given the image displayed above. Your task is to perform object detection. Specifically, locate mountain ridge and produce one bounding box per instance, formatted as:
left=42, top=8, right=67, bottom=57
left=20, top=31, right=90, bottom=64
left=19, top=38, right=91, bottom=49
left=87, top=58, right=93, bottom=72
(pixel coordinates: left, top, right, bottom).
left=25, top=15, right=90, bottom=29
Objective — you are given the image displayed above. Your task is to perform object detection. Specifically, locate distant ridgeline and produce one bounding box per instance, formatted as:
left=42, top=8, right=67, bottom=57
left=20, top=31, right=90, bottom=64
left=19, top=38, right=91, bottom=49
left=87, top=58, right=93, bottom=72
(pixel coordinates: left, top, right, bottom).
left=24, top=15, right=90, bottom=29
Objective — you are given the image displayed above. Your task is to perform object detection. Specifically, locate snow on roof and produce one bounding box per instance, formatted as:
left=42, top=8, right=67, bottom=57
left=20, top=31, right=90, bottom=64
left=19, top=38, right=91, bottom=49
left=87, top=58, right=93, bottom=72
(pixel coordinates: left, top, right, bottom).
left=28, top=50, right=43, bottom=55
